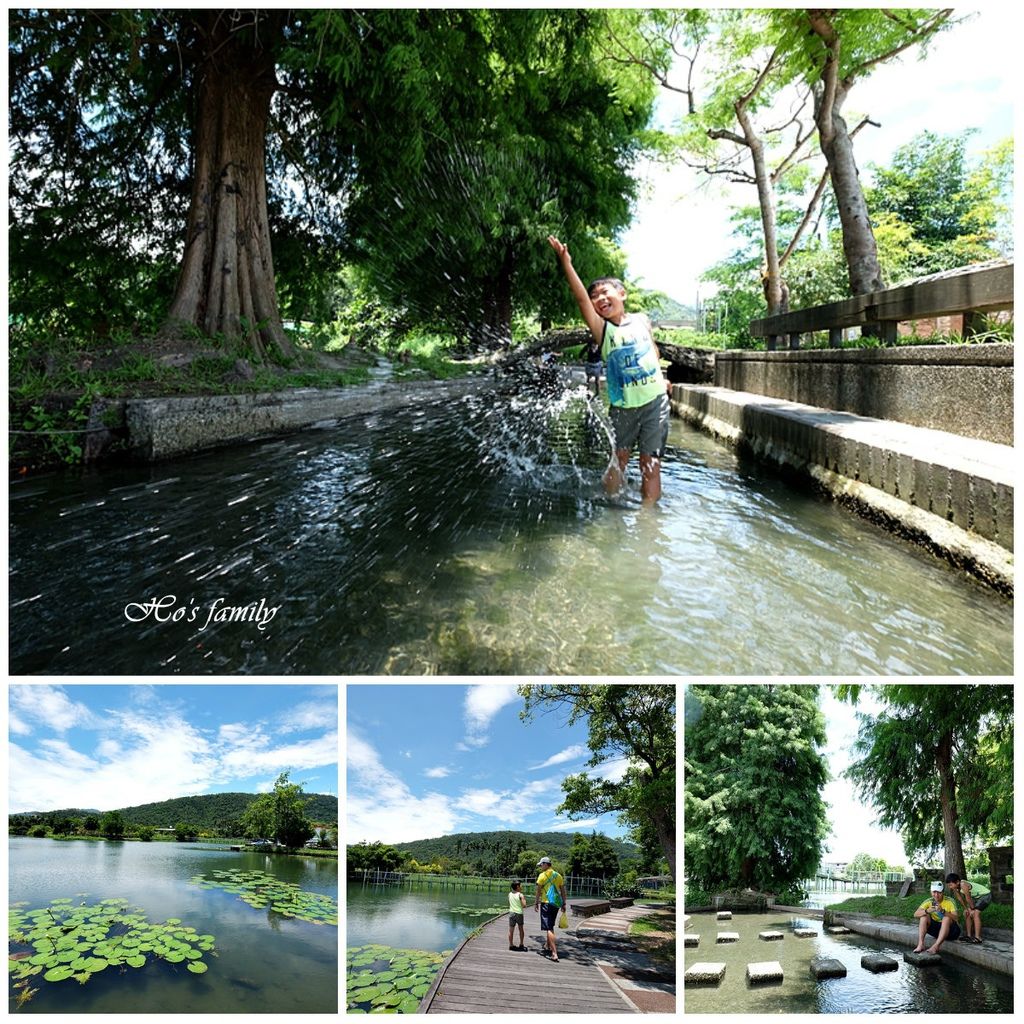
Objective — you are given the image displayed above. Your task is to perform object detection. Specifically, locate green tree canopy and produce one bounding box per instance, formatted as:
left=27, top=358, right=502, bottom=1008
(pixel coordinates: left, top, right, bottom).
left=100, top=811, right=125, bottom=838
left=347, top=841, right=404, bottom=873
left=837, top=683, right=1013, bottom=876
left=240, top=771, right=315, bottom=847
left=519, top=684, right=675, bottom=880
left=684, top=684, right=829, bottom=892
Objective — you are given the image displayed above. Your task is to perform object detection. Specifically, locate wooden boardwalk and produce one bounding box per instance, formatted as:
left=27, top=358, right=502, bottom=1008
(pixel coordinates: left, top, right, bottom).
left=420, top=913, right=636, bottom=1014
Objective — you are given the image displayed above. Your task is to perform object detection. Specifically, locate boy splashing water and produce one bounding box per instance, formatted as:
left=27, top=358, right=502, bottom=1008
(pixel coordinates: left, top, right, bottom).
left=548, top=236, right=671, bottom=504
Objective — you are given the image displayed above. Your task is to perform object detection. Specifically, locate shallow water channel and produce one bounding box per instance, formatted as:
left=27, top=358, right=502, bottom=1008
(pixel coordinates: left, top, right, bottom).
left=8, top=837, right=337, bottom=1014
left=684, top=910, right=1012, bottom=1014
left=10, top=385, right=1012, bottom=674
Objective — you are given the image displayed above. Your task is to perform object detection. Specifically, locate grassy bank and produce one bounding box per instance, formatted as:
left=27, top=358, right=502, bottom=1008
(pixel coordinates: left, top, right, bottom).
left=628, top=906, right=675, bottom=969
left=829, top=894, right=1013, bottom=932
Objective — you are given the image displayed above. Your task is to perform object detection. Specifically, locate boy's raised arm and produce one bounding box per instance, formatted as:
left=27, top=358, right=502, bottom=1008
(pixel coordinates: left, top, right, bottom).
left=548, top=235, right=604, bottom=344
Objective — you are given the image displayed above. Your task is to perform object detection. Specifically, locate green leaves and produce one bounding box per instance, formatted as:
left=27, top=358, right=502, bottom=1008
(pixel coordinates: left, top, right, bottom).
left=191, top=869, right=338, bottom=926
left=346, top=945, right=450, bottom=1014
left=8, top=899, right=216, bottom=990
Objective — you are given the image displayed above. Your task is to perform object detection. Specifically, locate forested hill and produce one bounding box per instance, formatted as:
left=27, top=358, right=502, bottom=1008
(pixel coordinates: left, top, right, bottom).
left=17, top=792, right=338, bottom=829
left=396, top=830, right=639, bottom=863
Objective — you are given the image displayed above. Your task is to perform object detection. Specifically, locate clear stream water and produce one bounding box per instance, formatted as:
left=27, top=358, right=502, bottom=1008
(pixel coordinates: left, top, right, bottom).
left=9, top=383, right=1012, bottom=674
left=684, top=910, right=1013, bottom=1014
left=8, top=837, right=337, bottom=1014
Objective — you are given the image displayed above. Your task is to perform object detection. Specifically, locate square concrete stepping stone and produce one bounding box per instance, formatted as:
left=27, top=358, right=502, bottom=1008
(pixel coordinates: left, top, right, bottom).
left=826, top=926, right=852, bottom=934
left=793, top=928, right=817, bottom=937
left=861, top=953, right=899, bottom=973
left=716, top=932, right=740, bottom=943
left=716, top=910, right=732, bottom=920
left=685, top=962, right=726, bottom=985
left=747, top=960, right=784, bottom=983
left=684, top=934, right=700, bottom=947
left=810, top=956, right=848, bottom=980
left=904, top=951, right=942, bottom=967
left=759, top=931, right=785, bottom=941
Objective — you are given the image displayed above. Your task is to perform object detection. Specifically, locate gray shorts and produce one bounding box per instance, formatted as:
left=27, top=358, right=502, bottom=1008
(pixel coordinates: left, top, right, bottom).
left=609, top=392, right=670, bottom=457
left=585, top=361, right=602, bottom=380
left=508, top=912, right=524, bottom=926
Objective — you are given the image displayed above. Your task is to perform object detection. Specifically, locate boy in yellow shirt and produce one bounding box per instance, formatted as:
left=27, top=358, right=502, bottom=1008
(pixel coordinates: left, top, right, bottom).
left=912, top=880, right=960, bottom=954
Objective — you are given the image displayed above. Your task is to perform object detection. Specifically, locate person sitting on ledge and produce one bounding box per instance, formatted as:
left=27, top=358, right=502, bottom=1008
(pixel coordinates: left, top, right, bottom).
left=913, top=880, right=960, bottom=955
left=945, top=872, right=991, bottom=945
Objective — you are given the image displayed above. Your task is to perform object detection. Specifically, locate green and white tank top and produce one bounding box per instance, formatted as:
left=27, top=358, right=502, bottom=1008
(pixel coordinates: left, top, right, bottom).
left=601, top=315, right=665, bottom=408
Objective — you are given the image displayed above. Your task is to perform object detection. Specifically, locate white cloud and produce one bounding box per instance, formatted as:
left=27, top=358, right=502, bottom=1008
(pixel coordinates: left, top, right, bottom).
left=347, top=731, right=460, bottom=844
left=400, top=750, right=412, bottom=759
left=255, top=779, right=275, bottom=794
left=278, top=696, right=338, bottom=734
left=529, top=744, right=588, bottom=771
left=590, top=756, right=631, bottom=784
left=424, top=765, right=453, bottom=779
left=462, top=684, right=520, bottom=748
left=9, top=685, right=100, bottom=733
left=548, top=817, right=602, bottom=832
left=8, top=693, right=338, bottom=813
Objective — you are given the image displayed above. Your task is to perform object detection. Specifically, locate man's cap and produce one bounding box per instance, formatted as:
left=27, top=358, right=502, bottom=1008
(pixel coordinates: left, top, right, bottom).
left=930, top=881, right=944, bottom=892
left=537, top=856, right=552, bottom=866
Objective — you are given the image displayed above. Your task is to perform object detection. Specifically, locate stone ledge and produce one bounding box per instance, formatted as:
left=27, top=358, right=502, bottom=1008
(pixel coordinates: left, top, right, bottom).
left=673, top=384, right=1014, bottom=591
left=810, top=957, right=848, bottom=980
left=684, top=962, right=726, bottom=985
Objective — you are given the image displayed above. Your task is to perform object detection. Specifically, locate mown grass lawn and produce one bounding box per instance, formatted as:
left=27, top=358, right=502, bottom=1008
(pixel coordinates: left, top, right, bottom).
left=829, top=894, right=1012, bottom=931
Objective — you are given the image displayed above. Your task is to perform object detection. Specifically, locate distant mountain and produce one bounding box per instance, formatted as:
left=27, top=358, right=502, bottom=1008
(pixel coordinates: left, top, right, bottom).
left=13, top=792, right=338, bottom=829
left=394, top=829, right=639, bottom=863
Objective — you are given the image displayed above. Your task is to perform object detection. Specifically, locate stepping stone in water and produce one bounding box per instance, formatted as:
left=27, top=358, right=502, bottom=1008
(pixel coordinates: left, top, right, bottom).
left=826, top=926, right=852, bottom=935
left=904, top=951, right=942, bottom=967
left=759, top=931, right=785, bottom=941
left=684, top=935, right=700, bottom=947
left=861, top=953, right=899, bottom=973
left=717, top=910, right=732, bottom=920
left=684, top=962, right=726, bottom=986
left=794, top=928, right=817, bottom=937
left=716, top=932, right=739, bottom=943
left=810, top=957, right=848, bottom=980
left=747, top=960, right=784, bottom=983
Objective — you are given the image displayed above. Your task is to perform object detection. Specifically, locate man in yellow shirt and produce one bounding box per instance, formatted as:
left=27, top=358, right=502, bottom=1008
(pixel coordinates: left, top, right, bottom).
left=534, top=856, right=568, bottom=962
left=912, top=880, right=960, bottom=954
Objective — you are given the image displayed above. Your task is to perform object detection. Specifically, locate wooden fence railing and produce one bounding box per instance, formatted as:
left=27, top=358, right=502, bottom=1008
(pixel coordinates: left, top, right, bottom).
left=749, top=262, right=1013, bottom=350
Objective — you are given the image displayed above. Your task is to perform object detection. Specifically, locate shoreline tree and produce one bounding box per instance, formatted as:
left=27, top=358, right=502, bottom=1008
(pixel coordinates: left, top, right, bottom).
left=836, top=683, right=1013, bottom=878
left=518, top=684, right=676, bottom=880
left=685, top=684, right=829, bottom=894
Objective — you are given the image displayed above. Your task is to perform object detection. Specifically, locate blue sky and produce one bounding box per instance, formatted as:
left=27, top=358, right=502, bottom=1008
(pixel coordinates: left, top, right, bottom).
left=347, top=684, right=633, bottom=845
left=8, top=684, right=338, bottom=813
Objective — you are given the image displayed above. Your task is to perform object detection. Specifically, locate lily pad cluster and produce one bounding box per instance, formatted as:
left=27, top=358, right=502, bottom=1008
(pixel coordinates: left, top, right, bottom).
left=446, top=905, right=506, bottom=918
left=9, top=897, right=215, bottom=1003
left=346, top=944, right=450, bottom=1014
left=191, top=870, right=337, bottom=926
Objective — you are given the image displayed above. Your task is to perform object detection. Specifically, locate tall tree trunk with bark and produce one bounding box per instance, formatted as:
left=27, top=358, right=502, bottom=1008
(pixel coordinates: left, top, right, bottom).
left=807, top=13, right=884, bottom=300
left=936, top=729, right=967, bottom=878
left=164, top=12, right=294, bottom=361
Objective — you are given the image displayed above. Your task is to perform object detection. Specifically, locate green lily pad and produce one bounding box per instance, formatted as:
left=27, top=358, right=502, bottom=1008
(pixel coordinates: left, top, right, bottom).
left=42, top=965, right=75, bottom=982
left=398, top=996, right=421, bottom=1013
left=348, top=985, right=385, bottom=1003
left=186, top=960, right=208, bottom=974
left=126, top=955, right=146, bottom=968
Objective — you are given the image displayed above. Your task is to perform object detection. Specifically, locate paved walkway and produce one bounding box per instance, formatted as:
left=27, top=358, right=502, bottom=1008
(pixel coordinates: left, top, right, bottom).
left=421, top=904, right=674, bottom=1013
left=833, top=914, right=1013, bottom=976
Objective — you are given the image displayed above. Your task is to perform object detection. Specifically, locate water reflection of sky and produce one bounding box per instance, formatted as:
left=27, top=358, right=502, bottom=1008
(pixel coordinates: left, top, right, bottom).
left=10, top=839, right=337, bottom=1014
left=347, top=884, right=505, bottom=953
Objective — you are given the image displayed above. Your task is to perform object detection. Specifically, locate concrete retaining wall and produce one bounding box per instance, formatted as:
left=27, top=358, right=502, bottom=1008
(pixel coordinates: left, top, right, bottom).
left=714, top=344, right=1013, bottom=445
left=125, top=376, right=490, bottom=461
left=672, top=384, right=1014, bottom=592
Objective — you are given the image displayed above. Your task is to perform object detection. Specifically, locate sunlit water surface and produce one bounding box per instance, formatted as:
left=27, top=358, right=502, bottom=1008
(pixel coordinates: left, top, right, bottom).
left=8, top=838, right=337, bottom=1014
left=9, top=384, right=1012, bottom=674
left=684, top=911, right=1012, bottom=1014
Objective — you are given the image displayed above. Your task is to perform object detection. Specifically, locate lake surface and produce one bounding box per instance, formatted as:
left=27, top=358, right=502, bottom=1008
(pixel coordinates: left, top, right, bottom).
left=684, top=910, right=1013, bottom=1013
left=347, top=882, right=506, bottom=953
left=10, top=384, right=1012, bottom=674
left=8, top=838, right=337, bottom=1014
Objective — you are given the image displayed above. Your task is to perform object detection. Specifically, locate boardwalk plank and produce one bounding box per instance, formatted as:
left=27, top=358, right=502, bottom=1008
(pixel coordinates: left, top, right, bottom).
left=423, top=914, right=634, bottom=1014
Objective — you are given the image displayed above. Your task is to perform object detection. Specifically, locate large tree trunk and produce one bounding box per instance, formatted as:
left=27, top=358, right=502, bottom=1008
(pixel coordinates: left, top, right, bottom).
left=936, top=729, right=967, bottom=878
left=807, top=13, right=884, bottom=301
left=164, top=12, right=294, bottom=362
left=651, top=806, right=676, bottom=881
